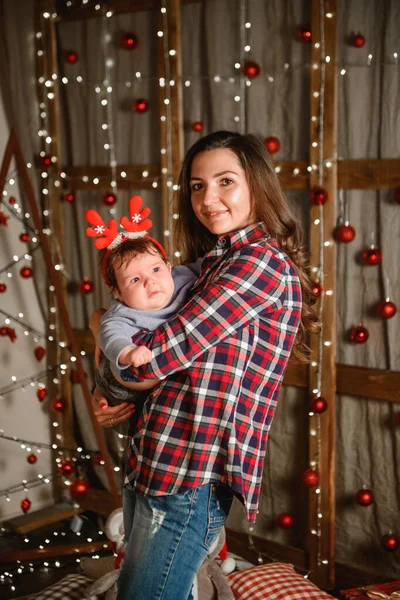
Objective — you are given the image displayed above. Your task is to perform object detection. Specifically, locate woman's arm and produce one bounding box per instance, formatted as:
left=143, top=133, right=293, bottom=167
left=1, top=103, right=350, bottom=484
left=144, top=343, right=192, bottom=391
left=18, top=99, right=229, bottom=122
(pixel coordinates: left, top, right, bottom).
left=89, top=308, right=106, bottom=368
left=128, top=247, right=291, bottom=382
left=91, top=386, right=136, bottom=426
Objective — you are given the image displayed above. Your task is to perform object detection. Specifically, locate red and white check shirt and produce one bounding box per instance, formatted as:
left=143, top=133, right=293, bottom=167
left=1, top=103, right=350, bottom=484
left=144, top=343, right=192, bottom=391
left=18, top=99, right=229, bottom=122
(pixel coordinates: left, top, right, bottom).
left=125, top=223, right=302, bottom=522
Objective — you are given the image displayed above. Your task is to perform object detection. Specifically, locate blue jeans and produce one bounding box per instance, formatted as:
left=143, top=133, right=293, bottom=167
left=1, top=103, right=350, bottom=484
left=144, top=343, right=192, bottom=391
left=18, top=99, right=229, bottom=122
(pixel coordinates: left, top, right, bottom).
left=117, top=483, right=233, bottom=600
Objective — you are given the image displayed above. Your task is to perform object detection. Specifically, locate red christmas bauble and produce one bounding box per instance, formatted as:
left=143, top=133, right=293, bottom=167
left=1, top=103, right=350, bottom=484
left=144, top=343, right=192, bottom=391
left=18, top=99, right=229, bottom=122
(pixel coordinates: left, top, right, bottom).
left=19, top=232, right=30, bottom=243
left=71, top=369, right=87, bottom=384
left=350, top=324, right=369, bottom=344
left=310, top=396, right=328, bottom=414
left=243, top=61, right=261, bottom=79
left=302, top=468, right=320, bottom=487
left=65, top=50, right=78, bottom=64
left=395, top=188, right=400, bottom=204
left=355, top=488, right=374, bottom=507
left=0, top=326, right=8, bottom=336
left=39, top=154, right=52, bottom=169
left=277, top=512, right=294, bottom=529
left=381, top=533, right=399, bottom=552
left=34, top=346, right=46, bottom=362
left=20, top=266, right=33, bottom=278
left=21, top=498, right=31, bottom=514
left=132, top=98, right=149, bottom=113
left=352, top=33, right=366, bottom=48
left=79, top=278, right=94, bottom=295
left=59, top=459, right=75, bottom=477
left=36, top=386, right=47, bottom=402
left=9, top=196, right=17, bottom=205
left=27, top=453, right=38, bottom=465
left=64, top=192, right=75, bottom=203
left=192, top=121, right=204, bottom=133
left=51, top=396, right=66, bottom=413
left=334, top=223, right=356, bottom=243
left=297, top=24, right=312, bottom=44
left=311, top=280, right=323, bottom=297
left=377, top=300, right=397, bottom=319
left=362, top=246, right=382, bottom=266
left=264, top=136, right=280, bottom=154
left=0, top=283, right=6, bottom=293
left=120, top=32, right=138, bottom=50
left=70, top=477, right=90, bottom=500
left=93, top=452, right=105, bottom=466
left=310, top=186, right=328, bottom=205
left=102, top=192, right=117, bottom=206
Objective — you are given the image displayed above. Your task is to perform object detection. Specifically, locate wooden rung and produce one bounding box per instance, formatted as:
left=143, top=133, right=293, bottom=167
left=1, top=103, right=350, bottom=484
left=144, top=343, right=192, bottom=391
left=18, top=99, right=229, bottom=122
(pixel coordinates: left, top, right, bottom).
left=2, top=502, right=82, bottom=534
left=0, top=540, right=113, bottom=564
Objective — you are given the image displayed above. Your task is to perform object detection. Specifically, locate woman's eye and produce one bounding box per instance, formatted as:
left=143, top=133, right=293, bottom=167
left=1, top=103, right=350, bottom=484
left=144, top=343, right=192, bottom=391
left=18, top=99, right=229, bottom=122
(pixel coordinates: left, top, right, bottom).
left=191, top=183, right=202, bottom=192
left=221, top=178, right=233, bottom=186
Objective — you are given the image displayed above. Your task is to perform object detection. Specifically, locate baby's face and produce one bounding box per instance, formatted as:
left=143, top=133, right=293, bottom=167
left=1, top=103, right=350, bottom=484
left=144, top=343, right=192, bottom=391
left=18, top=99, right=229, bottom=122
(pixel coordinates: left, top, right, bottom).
left=114, top=251, right=174, bottom=311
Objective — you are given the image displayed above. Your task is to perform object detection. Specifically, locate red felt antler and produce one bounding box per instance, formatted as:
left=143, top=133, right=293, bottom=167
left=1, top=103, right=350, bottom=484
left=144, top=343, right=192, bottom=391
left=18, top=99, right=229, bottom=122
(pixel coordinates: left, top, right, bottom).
left=120, top=195, right=153, bottom=232
left=85, top=210, right=118, bottom=250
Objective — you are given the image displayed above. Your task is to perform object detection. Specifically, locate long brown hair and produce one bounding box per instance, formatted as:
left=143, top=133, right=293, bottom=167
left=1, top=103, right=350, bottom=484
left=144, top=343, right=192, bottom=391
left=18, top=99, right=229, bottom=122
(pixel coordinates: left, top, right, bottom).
left=175, top=130, right=320, bottom=362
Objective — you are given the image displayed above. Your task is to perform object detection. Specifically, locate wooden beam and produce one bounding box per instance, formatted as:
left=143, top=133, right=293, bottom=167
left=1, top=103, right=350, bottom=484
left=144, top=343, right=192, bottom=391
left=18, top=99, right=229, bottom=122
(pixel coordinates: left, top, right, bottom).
left=2, top=503, right=81, bottom=535
left=54, top=0, right=200, bottom=21
left=63, top=164, right=161, bottom=191
left=337, top=158, right=400, bottom=190
left=0, top=541, right=113, bottom=564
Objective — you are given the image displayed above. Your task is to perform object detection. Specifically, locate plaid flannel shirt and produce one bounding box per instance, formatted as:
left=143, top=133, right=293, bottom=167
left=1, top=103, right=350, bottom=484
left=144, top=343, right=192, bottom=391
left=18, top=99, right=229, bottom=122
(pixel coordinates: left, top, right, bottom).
left=125, top=222, right=302, bottom=521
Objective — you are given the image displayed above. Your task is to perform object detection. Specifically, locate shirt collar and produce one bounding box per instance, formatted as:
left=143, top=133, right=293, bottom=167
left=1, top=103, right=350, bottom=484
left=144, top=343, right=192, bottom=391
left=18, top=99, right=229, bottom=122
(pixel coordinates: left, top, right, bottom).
left=215, top=222, right=270, bottom=253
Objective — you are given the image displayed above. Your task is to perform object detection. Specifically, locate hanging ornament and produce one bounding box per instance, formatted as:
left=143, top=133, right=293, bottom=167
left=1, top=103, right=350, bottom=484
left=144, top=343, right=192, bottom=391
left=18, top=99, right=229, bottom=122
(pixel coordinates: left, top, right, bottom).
left=394, top=188, right=400, bottom=204
left=70, top=477, right=90, bottom=500
left=79, top=278, right=94, bottom=295
left=192, top=121, right=204, bottom=133
left=277, top=512, right=294, bottom=529
left=352, top=33, right=366, bottom=48
left=20, top=266, right=33, bottom=278
left=310, top=186, right=328, bottom=205
left=27, top=453, right=38, bottom=465
left=334, top=223, right=356, bottom=243
left=64, top=192, right=75, bottom=203
left=350, top=324, right=369, bottom=344
left=377, top=300, right=397, bottom=319
left=39, top=154, right=52, bottom=169
left=120, top=32, right=138, bottom=50
left=243, top=60, right=261, bottom=79
left=264, top=136, right=280, bottom=154
left=59, top=458, right=75, bottom=477
left=0, top=211, right=10, bottom=226
left=93, top=452, right=105, bottom=466
left=36, top=386, right=48, bottom=402
left=21, top=498, right=32, bottom=514
left=51, top=396, right=66, bottom=413
left=34, top=346, right=46, bottom=362
left=381, top=533, right=399, bottom=552
left=310, top=396, right=328, bottom=414
left=311, top=280, right=323, bottom=298
left=132, top=98, right=149, bottom=113
left=362, top=246, right=382, bottom=266
left=19, top=232, right=30, bottom=243
left=65, top=50, right=79, bottom=64
left=0, top=283, right=7, bottom=293
left=302, top=468, right=320, bottom=487
left=9, top=196, right=17, bottom=205
left=297, top=24, right=312, bottom=44
left=355, top=488, right=374, bottom=507
left=71, top=369, right=87, bottom=384
left=0, top=326, right=17, bottom=342
left=102, top=192, right=117, bottom=206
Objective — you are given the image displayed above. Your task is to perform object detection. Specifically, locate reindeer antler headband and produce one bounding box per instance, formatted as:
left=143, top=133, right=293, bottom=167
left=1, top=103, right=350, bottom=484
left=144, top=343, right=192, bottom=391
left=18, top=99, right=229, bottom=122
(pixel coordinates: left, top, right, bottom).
left=85, top=195, right=167, bottom=287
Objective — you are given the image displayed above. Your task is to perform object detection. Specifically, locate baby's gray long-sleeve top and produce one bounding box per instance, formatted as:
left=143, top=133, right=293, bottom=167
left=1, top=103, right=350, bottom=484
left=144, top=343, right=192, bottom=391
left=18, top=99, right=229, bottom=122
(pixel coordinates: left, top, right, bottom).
left=99, top=260, right=202, bottom=377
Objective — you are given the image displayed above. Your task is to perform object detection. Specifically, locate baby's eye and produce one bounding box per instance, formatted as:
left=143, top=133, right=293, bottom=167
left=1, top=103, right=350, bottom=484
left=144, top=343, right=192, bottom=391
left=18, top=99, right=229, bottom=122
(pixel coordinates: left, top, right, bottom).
left=152, top=267, right=160, bottom=273
left=130, top=277, right=139, bottom=284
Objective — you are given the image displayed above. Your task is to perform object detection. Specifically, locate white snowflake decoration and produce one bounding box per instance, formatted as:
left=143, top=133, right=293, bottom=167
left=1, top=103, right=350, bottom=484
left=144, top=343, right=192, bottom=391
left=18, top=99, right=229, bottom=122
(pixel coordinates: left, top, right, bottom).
left=131, top=214, right=142, bottom=224
left=95, top=225, right=106, bottom=234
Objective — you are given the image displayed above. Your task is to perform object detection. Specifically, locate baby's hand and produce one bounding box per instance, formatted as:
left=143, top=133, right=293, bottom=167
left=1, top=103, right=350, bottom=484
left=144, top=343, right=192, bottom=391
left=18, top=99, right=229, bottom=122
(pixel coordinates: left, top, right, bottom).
left=129, top=346, right=153, bottom=367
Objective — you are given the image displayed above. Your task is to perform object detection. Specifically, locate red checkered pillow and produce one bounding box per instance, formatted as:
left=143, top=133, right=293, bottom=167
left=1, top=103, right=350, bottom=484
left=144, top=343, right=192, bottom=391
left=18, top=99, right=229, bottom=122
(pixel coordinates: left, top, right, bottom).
left=228, top=562, right=335, bottom=599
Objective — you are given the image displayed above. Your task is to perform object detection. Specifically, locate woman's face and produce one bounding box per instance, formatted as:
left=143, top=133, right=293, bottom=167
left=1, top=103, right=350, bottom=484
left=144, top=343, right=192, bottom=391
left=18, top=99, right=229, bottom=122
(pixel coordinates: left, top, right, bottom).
left=189, top=148, right=256, bottom=237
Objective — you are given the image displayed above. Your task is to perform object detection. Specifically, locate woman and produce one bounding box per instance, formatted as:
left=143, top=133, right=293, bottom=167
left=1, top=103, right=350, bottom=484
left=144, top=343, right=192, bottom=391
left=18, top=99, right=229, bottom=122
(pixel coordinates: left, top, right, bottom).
left=92, top=130, right=319, bottom=599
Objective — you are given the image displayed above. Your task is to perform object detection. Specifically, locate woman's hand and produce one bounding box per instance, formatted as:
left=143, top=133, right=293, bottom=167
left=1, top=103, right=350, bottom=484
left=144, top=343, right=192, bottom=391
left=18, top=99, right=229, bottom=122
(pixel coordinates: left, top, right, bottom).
left=91, top=386, right=135, bottom=429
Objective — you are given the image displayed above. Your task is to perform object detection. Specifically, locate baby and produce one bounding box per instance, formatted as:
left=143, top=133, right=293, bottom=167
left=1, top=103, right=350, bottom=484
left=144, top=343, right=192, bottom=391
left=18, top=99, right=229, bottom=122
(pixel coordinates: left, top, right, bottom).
left=85, top=198, right=201, bottom=432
